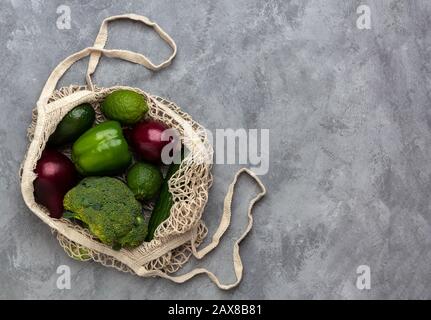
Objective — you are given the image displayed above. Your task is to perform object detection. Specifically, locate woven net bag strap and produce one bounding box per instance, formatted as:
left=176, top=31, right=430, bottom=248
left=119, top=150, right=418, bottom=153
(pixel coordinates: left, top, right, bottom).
left=143, top=168, right=266, bottom=290
left=86, top=14, right=177, bottom=91
left=37, top=13, right=176, bottom=109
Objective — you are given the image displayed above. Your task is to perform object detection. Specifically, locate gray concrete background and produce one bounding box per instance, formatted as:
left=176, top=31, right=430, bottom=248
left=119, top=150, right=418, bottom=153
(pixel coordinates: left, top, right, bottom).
left=1, top=0, right=431, bottom=299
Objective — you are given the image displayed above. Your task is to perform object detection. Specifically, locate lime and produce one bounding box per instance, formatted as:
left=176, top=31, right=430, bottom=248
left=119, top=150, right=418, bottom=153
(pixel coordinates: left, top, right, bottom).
left=101, top=90, right=148, bottom=124
left=127, top=162, right=163, bottom=201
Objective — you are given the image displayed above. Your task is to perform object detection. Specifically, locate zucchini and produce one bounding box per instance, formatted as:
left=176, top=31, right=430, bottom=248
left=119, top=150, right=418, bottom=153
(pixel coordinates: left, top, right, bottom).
left=146, top=151, right=184, bottom=241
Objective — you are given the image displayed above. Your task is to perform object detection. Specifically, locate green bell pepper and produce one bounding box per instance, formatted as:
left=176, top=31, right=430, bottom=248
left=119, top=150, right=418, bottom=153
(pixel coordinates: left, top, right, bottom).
left=72, top=120, right=132, bottom=176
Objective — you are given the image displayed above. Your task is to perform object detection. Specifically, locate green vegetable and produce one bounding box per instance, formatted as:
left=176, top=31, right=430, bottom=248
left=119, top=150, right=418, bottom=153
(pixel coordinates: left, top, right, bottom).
left=49, top=103, right=95, bottom=146
left=64, top=246, right=92, bottom=261
left=102, top=90, right=149, bottom=124
left=127, top=162, right=163, bottom=201
left=146, top=151, right=184, bottom=241
left=63, top=177, right=147, bottom=250
left=72, top=121, right=132, bottom=176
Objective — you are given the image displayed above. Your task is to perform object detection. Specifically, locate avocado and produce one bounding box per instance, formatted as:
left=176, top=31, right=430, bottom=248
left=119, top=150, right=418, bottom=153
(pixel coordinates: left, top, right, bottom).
left=49, top=103, right=95, bottom=146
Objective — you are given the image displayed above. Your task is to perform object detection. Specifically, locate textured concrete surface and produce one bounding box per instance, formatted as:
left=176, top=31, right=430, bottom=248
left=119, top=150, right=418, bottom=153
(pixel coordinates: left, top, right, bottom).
left=1, top=0, right=431, bottom=299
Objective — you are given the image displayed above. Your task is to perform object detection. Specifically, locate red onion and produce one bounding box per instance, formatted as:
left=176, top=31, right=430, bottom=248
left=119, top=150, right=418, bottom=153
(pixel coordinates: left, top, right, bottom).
left=33, top=149, right=78, bottom=218
left=130, top=121, right=173, bottom=163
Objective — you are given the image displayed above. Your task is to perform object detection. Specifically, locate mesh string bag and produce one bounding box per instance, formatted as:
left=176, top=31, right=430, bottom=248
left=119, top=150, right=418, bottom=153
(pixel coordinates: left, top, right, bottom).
left=20, top=14, right=266, bottom=290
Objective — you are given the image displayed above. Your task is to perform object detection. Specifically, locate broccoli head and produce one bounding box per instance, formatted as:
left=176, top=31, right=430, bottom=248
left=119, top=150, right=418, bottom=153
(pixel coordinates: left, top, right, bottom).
left=63, top=177, right=147, bottom=250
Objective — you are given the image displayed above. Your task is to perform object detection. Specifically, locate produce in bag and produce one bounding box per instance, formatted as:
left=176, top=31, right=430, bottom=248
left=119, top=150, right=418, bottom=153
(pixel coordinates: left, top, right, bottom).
left=20, top=14, right=265, bottom=290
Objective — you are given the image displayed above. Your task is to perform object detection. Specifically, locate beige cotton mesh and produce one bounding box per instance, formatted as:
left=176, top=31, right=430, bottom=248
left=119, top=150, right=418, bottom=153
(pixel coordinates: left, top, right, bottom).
left=19, top=14, right=266, bottom=290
